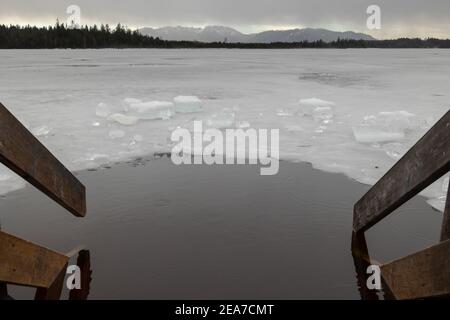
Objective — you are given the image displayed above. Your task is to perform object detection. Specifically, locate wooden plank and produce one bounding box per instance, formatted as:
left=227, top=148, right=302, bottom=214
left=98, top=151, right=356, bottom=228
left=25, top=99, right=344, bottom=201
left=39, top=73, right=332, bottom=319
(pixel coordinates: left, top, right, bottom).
left=0, top=231, right=69, bottom=288
left=381, top=239, right=450, bottom=300
left=441, top=180, right=450, bottom=241
left=354, top=110, right=450, bottom=232
left=0, top=103, right=86, bottom=217
left=35, top=263, right=67, bottom=300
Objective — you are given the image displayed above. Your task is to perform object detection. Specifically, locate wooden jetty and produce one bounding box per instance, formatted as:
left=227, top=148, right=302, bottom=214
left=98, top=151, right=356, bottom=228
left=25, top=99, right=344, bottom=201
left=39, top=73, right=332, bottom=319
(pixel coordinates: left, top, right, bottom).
left=353, top=109, right=450, bottom=300
left=0, top=102, right=89, bottom=300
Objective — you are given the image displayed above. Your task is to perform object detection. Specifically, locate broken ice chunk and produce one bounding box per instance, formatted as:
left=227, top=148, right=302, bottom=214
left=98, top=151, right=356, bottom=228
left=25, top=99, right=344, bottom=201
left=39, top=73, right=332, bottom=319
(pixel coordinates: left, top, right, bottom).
left=352, top=125, right=405, bottom=143
left=376, top=111, right=416, bottom=131
left=108, top=130, right=125, bottom=139
left=276, top=109, right=293, bottom=117
left=383, top=142, right=408, bottom=160
left=96, top=102, right=113, bottom=118
left=298, top=98, right=335, bottom=117
left=362, top=111, right=417, bottom=130
left=238, top=121, right=251, bottom=129
left=314, top=125, right=327, bottom=133
left=206, top=109, right=236, bottom=129
left=84, top=153, right=110, bottom=162
left=32, top=125, right=50, bottom=137
left=313, top=106, right=334, bottom=123
left=173, top=95, right=203, bottom=113
left=122, top=98, right=143, bottom=112
left=127, top=101, right=174, bottom=120
left=108, top=113, right=139, bottom=126
left=352, top=110, right=417, bottom=144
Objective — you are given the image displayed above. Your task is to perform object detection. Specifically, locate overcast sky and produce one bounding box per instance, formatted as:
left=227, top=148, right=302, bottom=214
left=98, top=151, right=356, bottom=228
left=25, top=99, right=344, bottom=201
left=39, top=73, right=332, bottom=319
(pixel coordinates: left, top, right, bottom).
left=1, top=0, right=449, bottom=39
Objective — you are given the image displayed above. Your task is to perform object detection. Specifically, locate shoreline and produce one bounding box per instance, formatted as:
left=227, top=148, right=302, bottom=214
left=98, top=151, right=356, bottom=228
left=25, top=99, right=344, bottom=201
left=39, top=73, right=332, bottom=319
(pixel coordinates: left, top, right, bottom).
left=1, top=151, right=445, bottom=212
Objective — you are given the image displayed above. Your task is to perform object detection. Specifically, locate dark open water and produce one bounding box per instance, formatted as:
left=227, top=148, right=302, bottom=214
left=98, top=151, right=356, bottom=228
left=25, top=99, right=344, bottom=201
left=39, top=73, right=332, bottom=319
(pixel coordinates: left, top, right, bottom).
left=0, top=158, right=442, bottom=299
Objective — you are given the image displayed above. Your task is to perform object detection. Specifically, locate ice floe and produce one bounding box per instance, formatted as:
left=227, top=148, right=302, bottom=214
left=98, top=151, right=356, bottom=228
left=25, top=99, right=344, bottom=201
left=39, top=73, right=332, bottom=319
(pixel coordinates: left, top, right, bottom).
left=96, top=102, right=113, bottom=118
left=352, top=111, right=418, bottom=144
left=237, top=121, right=251, bottom=129
left=206, top=108, right=236, bottom=129
left=298, top=98, right=335, bottom=117
left=352, top=125, right=405, bottom=144
left=313, top=106, right=334, bottom=124
left=108, top=113, right=139, bottom=126
left=31, top=125, right=50, bottom=137
left=173, top=95, right=203, bottom=113
left=126, top=101, right=174, bottom=120
left=122, top=98, right=143, bottom=112
left=108, top=129, right=126, bottom=139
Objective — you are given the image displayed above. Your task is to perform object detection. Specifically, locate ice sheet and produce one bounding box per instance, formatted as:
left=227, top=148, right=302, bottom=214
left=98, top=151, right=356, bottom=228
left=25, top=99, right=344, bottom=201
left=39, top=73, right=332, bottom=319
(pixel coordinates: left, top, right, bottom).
left=0, top=49, right=449, bottom=211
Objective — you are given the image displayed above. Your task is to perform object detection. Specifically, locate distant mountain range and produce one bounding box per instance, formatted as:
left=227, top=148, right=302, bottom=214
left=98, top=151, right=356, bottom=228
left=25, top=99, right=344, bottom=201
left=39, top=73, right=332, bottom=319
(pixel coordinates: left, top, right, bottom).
left=139, top=26, right=376, bottom=43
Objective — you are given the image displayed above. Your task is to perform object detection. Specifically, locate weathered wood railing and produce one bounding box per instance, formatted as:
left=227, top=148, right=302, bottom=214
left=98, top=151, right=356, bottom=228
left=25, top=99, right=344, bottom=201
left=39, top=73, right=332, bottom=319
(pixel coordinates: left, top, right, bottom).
left=353, top=109, right=450, bottom=300
left=0, top=103, right=85, bottom=217
left=0, top=102, right=88, bottom=300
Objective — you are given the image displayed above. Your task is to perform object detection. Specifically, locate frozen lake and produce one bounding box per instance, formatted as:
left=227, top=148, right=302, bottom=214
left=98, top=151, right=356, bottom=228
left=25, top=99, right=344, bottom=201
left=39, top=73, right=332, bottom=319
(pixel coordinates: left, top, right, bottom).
left=0, top=49, right=449, bottom=209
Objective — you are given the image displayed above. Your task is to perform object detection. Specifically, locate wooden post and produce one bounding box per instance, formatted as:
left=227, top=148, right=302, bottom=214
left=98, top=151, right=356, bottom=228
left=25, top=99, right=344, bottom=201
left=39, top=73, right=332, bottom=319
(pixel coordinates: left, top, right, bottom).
left=440, top=179, right=450, bottom=242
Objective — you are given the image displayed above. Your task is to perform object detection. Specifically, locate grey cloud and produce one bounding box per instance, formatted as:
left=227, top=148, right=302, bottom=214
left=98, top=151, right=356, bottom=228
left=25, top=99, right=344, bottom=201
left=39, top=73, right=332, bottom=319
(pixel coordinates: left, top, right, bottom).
left=0, top=0, right=449, bottom=38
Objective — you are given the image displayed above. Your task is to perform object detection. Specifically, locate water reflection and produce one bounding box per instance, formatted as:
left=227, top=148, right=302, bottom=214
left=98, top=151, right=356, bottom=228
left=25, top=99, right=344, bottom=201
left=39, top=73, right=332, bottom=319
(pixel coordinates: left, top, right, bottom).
left=351, top=232, right=380, bottom=300
left=351, top=232, right=396, bottom=300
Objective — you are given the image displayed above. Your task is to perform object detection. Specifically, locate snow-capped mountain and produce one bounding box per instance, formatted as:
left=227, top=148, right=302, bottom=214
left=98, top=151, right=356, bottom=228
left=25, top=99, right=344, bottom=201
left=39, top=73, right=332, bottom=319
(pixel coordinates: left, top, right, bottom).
left=249, top=28, right=375, bottom=43
left=139, top=26, right=249, bottom=43
left=139, top=26, right=376, bottom=43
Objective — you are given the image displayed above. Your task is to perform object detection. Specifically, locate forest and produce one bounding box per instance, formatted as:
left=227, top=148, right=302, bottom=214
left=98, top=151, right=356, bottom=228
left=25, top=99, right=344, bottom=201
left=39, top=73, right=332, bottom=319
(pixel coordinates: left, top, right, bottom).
left=1, top=22, right=449, bottom=49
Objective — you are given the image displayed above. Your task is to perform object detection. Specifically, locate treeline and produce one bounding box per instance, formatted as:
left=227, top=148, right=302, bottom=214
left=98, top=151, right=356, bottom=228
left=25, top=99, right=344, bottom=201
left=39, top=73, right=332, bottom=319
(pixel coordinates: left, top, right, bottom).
left=1, top=22, right=450, bottom=49
left=0, top=22, right=166, bottom=48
